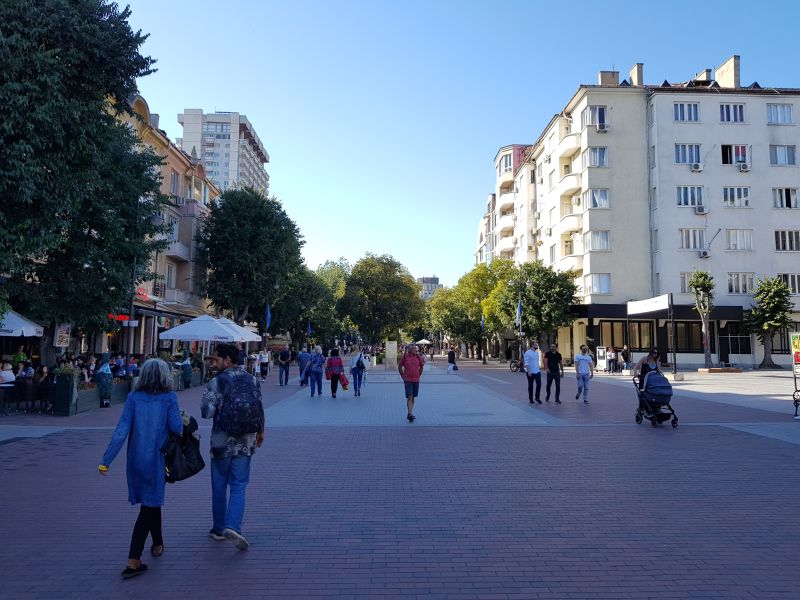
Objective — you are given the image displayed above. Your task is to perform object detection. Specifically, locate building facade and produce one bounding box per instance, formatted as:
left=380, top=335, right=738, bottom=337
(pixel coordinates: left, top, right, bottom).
left=417, top=276, right=444, bottom=300
left=477, top=57, right=800, bottom=368
left=177, top=109, right=269, bottom=193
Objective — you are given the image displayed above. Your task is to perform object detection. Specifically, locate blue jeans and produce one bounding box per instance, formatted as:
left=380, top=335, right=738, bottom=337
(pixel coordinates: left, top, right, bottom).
left=310, top=371, right=322, bottom=396
left=211, top=454, right=252, bottom=534
left=279, top=364, right=290, bottom=386
left=576, top=373, right=590, bottom=400
left=352, top=368, right=364, bottom=393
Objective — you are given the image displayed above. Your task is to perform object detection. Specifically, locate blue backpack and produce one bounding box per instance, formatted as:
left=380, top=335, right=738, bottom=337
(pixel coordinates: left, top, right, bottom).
left=215, top=371, right=264, bottom=437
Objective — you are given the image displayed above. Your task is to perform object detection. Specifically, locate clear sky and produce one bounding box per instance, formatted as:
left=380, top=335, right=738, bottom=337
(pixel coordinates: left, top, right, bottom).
left=126, top=0, right=799, bottom=286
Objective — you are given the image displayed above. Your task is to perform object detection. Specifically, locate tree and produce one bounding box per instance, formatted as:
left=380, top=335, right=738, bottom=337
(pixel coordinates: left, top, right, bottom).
left=743, top=276, right=793, bottom=369
left=0, top=0, right=155, bottom=313
left=198, top=189, right=303, bottom=323
left=338, top=254, right=424, bottom=343
left=265, top=265, right=332, bottom=346
left=688, top=270, right=715, bottom=368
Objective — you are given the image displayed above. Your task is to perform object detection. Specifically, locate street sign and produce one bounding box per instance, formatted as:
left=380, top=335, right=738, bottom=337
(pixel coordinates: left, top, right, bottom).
left=791, top=332, right=800, bottom=375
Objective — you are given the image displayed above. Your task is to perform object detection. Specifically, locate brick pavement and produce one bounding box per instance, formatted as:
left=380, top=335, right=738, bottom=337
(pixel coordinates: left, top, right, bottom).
left=1, top=359, right=799, bottom=599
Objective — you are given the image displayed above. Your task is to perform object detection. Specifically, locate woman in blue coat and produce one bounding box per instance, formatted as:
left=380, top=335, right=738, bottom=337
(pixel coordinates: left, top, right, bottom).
left=99, top=358, right=183, bottom=579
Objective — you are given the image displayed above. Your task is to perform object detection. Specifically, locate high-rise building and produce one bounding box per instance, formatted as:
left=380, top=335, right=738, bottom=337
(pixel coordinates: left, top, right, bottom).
left=476, top=56, right=800, bottom=369
left=177, top=109, right=269, bottom=193
left=417, top=276, right=443, bottom=299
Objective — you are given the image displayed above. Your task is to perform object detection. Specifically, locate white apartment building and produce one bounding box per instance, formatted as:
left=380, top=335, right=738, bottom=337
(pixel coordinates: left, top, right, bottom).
left=476, top=57, right=800, bottom=368
left=177, top=109, right=270, bottom=193
left=417, top=276, right=444, bottom=300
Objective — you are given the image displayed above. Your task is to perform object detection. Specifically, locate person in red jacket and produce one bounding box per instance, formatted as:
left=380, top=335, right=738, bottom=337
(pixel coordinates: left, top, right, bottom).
left=398, top=344, right=425, bottom=422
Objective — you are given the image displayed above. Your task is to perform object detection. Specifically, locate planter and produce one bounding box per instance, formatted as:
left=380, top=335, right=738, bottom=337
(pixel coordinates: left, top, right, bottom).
left=53, top=374, right=78, bottom=416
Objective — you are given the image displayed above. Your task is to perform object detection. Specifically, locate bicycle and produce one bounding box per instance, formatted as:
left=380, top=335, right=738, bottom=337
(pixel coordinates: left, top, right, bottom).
left=509, top=359, right=524, bottom=373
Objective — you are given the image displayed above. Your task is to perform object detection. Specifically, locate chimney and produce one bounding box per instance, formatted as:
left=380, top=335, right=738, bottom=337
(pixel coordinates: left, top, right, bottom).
left=716, top=55, right=740, bottom=88
left=694, top=69, right=712, bottom=82
left=598, top=70, right=620, bottom=86
left=629, top=63, right=644, bottom=86
left=150, top=113, right=160, bottom=129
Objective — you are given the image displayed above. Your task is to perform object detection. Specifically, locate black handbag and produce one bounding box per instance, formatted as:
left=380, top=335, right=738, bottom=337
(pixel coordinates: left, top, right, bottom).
left=162, top=415, right=205, bottom=483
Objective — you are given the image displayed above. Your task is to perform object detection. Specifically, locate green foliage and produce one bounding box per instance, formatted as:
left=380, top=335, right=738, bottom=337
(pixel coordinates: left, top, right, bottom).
left=743, top=276, right=793, bottom=341
left=0, top=0, right=155, bottom=313
left=316, top=258, right=351, bottom=302
left=264, top=265, right=335, bottom=345
left=688, top=270, right=715, bottom=368
left=337, top=254, right=424, bottom=343
left=198, top=189, right=303, bottom=323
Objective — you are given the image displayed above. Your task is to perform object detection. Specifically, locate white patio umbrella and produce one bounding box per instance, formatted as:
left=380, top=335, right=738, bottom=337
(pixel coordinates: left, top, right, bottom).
left=217, top=317, right=262, bottom=342
left=158, top=315, right=239, bottom=342
left=0, top=311, right=44, bottom=337
left=415, top=339, right=432, bottom=345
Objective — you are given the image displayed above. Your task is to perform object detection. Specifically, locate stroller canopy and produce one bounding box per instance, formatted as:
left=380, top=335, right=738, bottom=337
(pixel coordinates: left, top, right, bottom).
left=643, top=371, right=673, bottom=399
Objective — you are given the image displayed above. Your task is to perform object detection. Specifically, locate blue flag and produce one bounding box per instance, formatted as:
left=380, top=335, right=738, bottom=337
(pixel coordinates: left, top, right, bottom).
left=306, top=319, right=312, bottom=336
left=515, top=299, right=522, bottom=328
left=480, top=313, right=485, bottom=334
left=265, top=304, right=271, bottom=330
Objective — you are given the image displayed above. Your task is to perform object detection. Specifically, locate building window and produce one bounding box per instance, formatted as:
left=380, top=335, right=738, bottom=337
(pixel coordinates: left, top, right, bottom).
left=652, top=230, right=658, bottom=253
left=723, top=186, right=750, bottom=208
left=767, top=103, right=793, bottom=125
left=629, top=321, right=653, bottom=352
left=728, top=272, right=754, bottom=294
left=674, top=144, right=701, bottom=163
left=773, top=188, right=798, bottom=208
left=769, top=145, right=796, bottom=166
left=779, top=274, right=800, bottom=295
left=725, top=229, right=752, bottom=250
left=770, top=322, right=800, bottom=354
left=548, top=170, right=555, bottom=190
left=166, top=263, right=176, bottom=289
left=549, top=244, right=556, bottom=264
left=720, top=103, right=745, bottom=123
left=581, top=188, right=609, bottom=209
left=600, top=321, right=626, bottom=349
left=679, top=272, right=692, bottom=293
left=674, top=103, right=699, bottom=122
left=677, top=186, right=703, bottom=206
left=679, top=228, right=705, bottom=250
left=675, top=322, right=715, bottom=353
left=169, top=171, right=180, bottom=195
left=583, top=230, right=611, bottom=251
left=583, top=147, right=607, bottom=168
left=584, top=273, right=611, bottom=294
left=581, top=105, right=607, bottom=128
left=721, top=144, right=748, bottom=165
left=775, top=230, right=800, bottom=251
left=498, top=154, right=512, bottom=176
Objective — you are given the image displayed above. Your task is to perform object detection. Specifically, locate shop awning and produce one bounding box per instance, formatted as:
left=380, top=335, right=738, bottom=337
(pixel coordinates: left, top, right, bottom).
left=0, top=311, right=44, bottom=337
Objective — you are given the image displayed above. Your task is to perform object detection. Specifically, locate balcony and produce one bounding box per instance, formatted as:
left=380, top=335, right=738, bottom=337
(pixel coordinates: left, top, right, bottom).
left=163, top=288, right=204, bottom=309
left=497, top=192, right=515, bottom=210
left=164, top=240, right=190, bottom=262
left=559, top=210, right=583, bottom=233
left=557, top=132, right=581, bottom=159
left=498, top=213, right=516, bottom=233
left=557, top=172, right=582, bottom=197
left=497, top=168, right=514, bottom=190
left=558, top=254, right=583, bottom=274
left=495, top=235, right=516, bottom=254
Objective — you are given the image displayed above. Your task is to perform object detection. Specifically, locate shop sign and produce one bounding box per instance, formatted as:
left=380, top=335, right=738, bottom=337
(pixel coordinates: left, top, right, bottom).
left=791, top=332, right=800, bottom=375
left=136, top=287, right=149, bottom=301
left=54, top=323, right=71, bottom=348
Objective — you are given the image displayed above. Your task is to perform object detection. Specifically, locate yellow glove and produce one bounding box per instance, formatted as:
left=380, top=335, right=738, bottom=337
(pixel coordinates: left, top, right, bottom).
left=98, top=464, right=108, bottom=476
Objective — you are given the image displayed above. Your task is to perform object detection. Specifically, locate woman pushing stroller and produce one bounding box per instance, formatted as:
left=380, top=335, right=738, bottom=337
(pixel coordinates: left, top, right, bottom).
left=632, top=348, right=678, bottom=428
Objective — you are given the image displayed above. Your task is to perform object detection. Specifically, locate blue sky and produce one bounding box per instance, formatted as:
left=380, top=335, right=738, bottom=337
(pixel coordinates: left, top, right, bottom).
left=127, top=0, right=799, bottom=286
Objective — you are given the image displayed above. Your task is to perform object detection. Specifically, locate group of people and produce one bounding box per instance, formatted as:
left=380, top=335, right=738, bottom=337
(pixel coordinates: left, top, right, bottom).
left=602, top=345, right=633, bottom=374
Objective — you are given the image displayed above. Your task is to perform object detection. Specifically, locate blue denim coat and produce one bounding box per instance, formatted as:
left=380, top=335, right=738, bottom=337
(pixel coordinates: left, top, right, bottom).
left=102, top=391, right=183, bottom=506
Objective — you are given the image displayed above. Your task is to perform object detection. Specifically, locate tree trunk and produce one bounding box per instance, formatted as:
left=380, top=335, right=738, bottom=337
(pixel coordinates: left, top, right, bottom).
left=39, top=321, right=57, bottom=367
left=234, top=304, right=249, bottom=325
left=700, top=315, right=713, bottom=368
left=758, top=330, right=779, bottom=369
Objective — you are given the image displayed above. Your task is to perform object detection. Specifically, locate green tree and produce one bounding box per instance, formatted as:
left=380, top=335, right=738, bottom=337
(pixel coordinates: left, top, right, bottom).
left=338, top=254, right=424, bottom=343
left=688, top=270, right=715, bottom=368
left=743, top=276, right=793, bottom=369
left=198, top=189, right=303, bottom=323
left=265, top=265, right=331, bottom=346
left=0, top=0, right=155, bottom=313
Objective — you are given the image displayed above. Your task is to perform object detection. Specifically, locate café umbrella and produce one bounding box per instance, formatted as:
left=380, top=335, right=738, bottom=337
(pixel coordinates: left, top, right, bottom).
left=0, top=311, right=44, bottom=337
left=158, top=315, right=240, bottom=342
left=217, top=317, right=262, bottom=342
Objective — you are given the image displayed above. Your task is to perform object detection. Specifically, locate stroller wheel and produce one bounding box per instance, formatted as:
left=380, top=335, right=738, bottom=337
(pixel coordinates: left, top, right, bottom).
left=651, top=418, right=658, bottom=428
left=671, top=418, right=678, bottom=429
left=635, top=411, right=643, bottom=425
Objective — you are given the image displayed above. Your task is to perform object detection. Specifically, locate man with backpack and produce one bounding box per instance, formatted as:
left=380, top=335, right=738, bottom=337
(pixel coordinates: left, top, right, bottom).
left=201, top=343, right=265, bottom=550
left=349, top=346, right=368, bottom=397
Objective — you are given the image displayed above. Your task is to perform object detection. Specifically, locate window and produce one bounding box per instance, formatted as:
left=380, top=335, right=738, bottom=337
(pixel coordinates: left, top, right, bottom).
left=679, top=228, right=705, bottom=250
left=166, top=263, right=176, bottom=289
left=679, top=272, right=692, bottom=293
left=674, top=103, right=699, bottom=122
left=583, top=147, right=607, bottom=168
left=775, top=230, right=800, bottom=251
left=581, top=105, right=607, bottom=128
left=723, top=187, right=750, bottom=207
left=773, top=188, right=798, bottom=208
left=548, top=170, right=555, bottom=190
left=584, top=273, right=611, bottom=294
left=674, top=144, right=701, bottom=163
left=549, top=244, right=556, bottom=264
left=652, top=230, right=658, bottom=253
left=629, top=321, right=653, bottom=351
left=770, top=322, right=800, bottom=354
left=677, top=186, right=703, bottom=207
left=721, top=144, right=748, bottom=165
left=767, top=103, right=793, bottom=125
left=583, top=230, right=611, bottom=251
left=725, top=229, right=752, bottom=250
left=169, top=217, right=179, bottom=242
left=720, top=103, right=745, bottom=122
left=498, top=154, right=512, bottom=176
left=169, top=171, right=180, bottom=195
left=600, top=321, right=626, bottom=349
left=583, top=188, right=609, bottom=208
left=674, top=322, right=715, bottom=353
left=770, top=145, right=796, bottom=165
left=728, top=272, right=754, bottom=294
left=779, top=274, right=800, bottom=295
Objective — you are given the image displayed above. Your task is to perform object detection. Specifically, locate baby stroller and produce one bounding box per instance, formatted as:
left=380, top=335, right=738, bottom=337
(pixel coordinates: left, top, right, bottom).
left=633, top=371, right=678, bottom=428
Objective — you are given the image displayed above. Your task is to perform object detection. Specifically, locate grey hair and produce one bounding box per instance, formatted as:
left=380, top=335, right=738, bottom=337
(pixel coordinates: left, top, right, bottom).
left=134, top=358, right=174, bottom=394
left=314, top=345, right=323, bottom=354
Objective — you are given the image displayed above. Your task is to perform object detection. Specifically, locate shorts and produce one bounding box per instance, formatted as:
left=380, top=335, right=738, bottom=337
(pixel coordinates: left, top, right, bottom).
left=404, top=381, right=420, bottom=398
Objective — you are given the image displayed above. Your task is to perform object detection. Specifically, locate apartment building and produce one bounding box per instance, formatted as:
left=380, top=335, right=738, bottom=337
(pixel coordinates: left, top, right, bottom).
left=477, top=56, right=800, bottom=368
left=177, top=109, right=269, bottom=193
left=417, top=276, right=444, bottom=300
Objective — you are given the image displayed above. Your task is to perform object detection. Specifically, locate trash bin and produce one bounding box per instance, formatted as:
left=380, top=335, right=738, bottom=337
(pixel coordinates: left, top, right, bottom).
left=53, top=373, right=78, bottom=416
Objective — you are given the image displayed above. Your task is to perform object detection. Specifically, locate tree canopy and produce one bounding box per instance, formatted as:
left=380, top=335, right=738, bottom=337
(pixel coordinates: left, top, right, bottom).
left=743, top=276, right=793, bottom=369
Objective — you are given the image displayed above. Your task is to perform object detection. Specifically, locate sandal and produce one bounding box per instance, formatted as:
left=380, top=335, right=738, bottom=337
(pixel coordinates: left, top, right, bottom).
left=151, top=545, right=164, bottom=557
left=121, top=563, right=148, bottom=579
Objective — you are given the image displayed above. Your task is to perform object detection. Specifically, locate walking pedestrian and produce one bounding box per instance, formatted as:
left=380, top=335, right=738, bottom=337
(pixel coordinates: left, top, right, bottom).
left=447, top=347, right=457, bottom=374
left=297, top=346, right=310, bottom=386
left=99, top=359, right=183, bottom=579
left=574, top=345, right=595, bottom=403
left=349, top=346, right=368, bottom=396
left=325, top=348, right=344, bottom=398
left=398, top=344, right=425, bottom=422
left=620, top=344, right=632, bottom=371
left=277, top=344, right=290, bottom=386
left=309, top=345, right=325, bottom=397
left=201, top=343, right=265, bottom=551
left=544, top=343, right=564, bottom=403
left=523, top=341, right=542, bottom=404
left=608, top=347, right=618, bottom=374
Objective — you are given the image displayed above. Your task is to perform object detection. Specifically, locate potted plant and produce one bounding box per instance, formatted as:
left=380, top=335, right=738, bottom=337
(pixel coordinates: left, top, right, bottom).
left=52, top=365, right=79, bottom=416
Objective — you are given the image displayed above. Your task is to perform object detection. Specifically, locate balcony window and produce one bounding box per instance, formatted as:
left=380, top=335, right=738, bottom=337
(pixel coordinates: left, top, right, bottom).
left=584, top=273, right=611, bottom=294
left=583, top=230, right=610, bottom=251
left=582, top=188, right=609, bottom=209
left=581, top=105, right=607, bottom=128
left=582, top=147, right=607, bottom=168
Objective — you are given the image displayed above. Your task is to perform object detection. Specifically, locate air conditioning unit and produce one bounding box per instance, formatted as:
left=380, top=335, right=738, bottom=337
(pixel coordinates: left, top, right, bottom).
left=596, top=123, right=609, bottom=132
left=698, top=250, right=710, bottom=259
left=545, top=155, right=551, bottom=163
left=694, top=205, right=708, bottom=215
left=545, top=227, right=553, bottom=236
left=690, top=162, right=704, bottom=172
left=738, top=163, right=751, bottom=172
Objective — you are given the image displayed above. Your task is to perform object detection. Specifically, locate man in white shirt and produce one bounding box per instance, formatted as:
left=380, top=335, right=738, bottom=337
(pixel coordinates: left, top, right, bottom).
left=523, top=342, right=542, bottom=404
left=574, top=344, right=595, bottom=403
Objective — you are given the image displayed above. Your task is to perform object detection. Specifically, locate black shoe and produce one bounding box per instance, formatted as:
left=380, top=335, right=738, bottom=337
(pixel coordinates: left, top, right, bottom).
left=575, top=391, right=580, bottom=400
left=407, top=414, right=415, bottom=422
left=555, top=399, right=562, bottom=404
left=584, top=400, right=590, bottom=404
left=545, top=396, right=549, bottom=402
left=529, top=399, right=534, bottom=404
left=535, top=398, right=542, bottom=404
left=121, top=564, right=148, bottom=579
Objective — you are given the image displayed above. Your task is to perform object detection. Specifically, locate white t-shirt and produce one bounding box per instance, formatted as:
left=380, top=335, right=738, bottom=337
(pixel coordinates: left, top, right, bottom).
left=574, top=353, right=593, bottom=375
left=0, top=370, right=16, bottom=383
left=523, top=349, right=541, bottom=374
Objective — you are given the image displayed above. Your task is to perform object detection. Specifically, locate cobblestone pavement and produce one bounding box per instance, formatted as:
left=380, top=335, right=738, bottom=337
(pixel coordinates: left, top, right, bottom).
left=1, top=360, right=799, bottom=599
